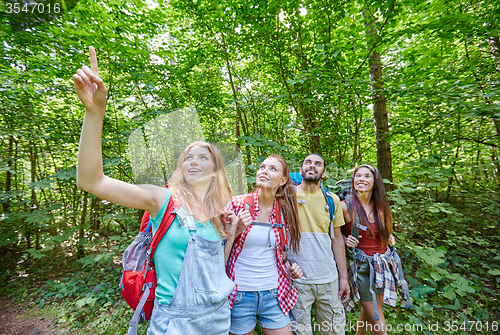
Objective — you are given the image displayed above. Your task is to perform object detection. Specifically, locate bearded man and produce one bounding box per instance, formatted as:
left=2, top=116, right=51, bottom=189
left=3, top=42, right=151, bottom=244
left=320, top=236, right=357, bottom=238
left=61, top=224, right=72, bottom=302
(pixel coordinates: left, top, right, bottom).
left=289, top=154, right=349, bottom=335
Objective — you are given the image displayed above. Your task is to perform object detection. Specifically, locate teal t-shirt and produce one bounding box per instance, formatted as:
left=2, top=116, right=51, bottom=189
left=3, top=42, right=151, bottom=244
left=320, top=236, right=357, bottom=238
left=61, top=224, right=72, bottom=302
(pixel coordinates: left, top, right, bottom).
left=151, top=189, right=221, bottom=305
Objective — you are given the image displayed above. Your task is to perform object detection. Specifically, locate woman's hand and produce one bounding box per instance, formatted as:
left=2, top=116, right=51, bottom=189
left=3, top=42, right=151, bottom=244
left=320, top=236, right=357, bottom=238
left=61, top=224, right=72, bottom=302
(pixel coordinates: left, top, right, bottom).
left=388, top=233, right=396, bottom=246
left=235, top=209, right=252, bottom=237
left=345, top=235, right=361, bottom=248
left=223, top=210, right=238, bottom=242
left=73, top=46, right=107, bottom=114
left=289, top=262, right=303, bottom=279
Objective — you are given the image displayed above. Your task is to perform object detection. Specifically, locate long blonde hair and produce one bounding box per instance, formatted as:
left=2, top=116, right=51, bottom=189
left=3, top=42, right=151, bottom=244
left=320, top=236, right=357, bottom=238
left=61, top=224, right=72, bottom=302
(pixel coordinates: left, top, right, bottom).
left=168, top=141, right=232, bottom=237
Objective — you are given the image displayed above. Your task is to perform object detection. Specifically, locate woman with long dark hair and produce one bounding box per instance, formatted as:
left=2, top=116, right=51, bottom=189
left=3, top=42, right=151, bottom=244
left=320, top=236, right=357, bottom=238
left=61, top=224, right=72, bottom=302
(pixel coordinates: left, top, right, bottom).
left=341, top=164, right=408, bottom=335
left=225, top=155, right=303, bottom=335
left=74, top=47, right=237, bottom=334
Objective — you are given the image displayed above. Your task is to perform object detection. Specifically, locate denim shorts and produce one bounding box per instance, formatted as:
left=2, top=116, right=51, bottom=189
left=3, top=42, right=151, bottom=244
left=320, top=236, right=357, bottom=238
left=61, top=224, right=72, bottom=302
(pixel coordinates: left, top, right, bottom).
left=229, top=288, right=290, bottom=334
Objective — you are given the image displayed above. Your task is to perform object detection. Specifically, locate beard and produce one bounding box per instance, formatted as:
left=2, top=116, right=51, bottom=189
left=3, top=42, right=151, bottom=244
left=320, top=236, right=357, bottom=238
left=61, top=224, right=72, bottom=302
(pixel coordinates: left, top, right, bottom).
left=300, top=167, right=323, bottom=183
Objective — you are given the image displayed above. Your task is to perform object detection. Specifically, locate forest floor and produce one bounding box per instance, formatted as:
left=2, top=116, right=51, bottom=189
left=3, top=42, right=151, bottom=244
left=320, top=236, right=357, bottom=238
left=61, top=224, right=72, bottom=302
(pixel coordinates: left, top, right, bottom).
left=0, top=295, right=73, bottom=335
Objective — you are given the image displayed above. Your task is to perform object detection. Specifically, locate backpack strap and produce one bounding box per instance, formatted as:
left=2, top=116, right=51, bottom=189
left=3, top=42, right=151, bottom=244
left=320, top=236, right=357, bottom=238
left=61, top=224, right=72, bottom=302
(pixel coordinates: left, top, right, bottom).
left=128, top=283, right=152, bottom=335
left=294, top=185, right=305, bottom=205
left=321, top=186, right=336, bottom=238
left=321, top=186, right=335, bottom=221
left=344, top=198, right=360, bottom=240
left=147, top=197, right=177, bottom=263
left=128, top=197, right=177, bottom=335
left=140, top=184, right=173, bottom=232
left=244, top=194, right=287, bottom=251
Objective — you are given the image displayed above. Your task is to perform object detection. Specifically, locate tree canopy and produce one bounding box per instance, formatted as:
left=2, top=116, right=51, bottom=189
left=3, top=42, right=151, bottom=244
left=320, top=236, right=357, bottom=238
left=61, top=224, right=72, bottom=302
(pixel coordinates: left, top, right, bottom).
left=1, top=0, right=499, bottom=333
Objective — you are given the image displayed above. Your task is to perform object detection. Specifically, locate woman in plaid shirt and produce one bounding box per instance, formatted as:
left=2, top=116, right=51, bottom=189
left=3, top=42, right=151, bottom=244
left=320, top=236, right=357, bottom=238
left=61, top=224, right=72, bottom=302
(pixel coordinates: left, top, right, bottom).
left=226, top=155, right=303, bottom=335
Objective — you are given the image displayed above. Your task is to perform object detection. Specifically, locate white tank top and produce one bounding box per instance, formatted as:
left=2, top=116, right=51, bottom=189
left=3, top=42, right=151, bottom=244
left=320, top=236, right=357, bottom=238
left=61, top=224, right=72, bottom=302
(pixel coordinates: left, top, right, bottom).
left=233, top=225, right=279, bottom=291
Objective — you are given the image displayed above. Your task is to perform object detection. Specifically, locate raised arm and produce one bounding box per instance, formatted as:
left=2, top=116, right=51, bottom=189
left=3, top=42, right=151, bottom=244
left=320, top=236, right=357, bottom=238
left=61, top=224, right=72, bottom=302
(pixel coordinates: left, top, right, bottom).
left=74, top=47, right=164, bottom=216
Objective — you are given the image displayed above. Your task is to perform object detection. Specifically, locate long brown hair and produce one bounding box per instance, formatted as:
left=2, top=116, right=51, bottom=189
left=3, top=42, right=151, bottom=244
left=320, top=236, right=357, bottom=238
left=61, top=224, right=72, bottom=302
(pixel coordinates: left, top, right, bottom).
left=268, top=155, right=301, bottom=253
left=169, top=141, right=232, bottom=237
left=349, top=164, right=392, bottom=245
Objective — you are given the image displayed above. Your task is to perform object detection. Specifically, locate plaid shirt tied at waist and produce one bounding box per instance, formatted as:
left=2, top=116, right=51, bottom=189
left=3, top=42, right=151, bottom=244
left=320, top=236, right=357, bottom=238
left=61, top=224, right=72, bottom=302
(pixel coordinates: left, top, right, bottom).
left=344, top=246, right=411, bottom=320
left=225, top=191, right=298, bottom=315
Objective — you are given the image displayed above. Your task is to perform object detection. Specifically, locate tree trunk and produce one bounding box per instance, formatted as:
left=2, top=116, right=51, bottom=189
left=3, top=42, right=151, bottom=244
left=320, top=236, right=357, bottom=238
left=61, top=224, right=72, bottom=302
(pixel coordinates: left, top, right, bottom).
left=489, top=36, right=500, bottom=73
left=365, top=13, right=394, bottom=189
left=488, top=36, right=500, bottom=181
left=370, top=50, right=393, bottom=187
left=90, top=196, right=100, bottom=234
left=220, top=32, right=245, bottom=194
left=29, top=141, right=40, bottom=250
left=77, top=191, right=88, bottom=258
left=2, top=136, right=13, bottom=214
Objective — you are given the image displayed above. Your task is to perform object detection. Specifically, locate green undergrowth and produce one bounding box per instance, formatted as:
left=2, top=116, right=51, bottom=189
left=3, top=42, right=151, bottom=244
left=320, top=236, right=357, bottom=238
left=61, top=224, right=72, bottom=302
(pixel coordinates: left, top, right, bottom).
left=1, top=186, right=499, bottom=335
left=1, top=240, right=140, bottom=334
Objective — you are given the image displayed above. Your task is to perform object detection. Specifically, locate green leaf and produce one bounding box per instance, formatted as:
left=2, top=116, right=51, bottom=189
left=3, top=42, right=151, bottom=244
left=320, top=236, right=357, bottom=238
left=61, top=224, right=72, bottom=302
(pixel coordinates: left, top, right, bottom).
left=395, top=198, right=407, bottom=205
left=26, top=248, right=47, bottom=259
left=315, top=44, right=324, bottom=51
left=430, top=272, right=442, bottom=281
left=443, top=290, right=456, bottom=300
left=442, top=298, right=461, bottom=310
left=428, top=207, right=440, bottom=213
left=75, top=297, right=96, bottom=308
left=412, top=285, right=436, bottom=296
left=414, top=246, right=446, bottom=265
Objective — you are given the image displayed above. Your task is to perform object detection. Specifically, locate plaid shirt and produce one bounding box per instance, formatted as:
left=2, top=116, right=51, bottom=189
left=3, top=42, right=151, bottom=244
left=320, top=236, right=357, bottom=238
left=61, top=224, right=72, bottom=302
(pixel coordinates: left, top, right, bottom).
left=344, top=253, right=360, bottom=312
left=225, top=191, right=298, bottom=315
left=374, top=251, right=399, bottom=306
left=344, top=247, right=408, bottom=311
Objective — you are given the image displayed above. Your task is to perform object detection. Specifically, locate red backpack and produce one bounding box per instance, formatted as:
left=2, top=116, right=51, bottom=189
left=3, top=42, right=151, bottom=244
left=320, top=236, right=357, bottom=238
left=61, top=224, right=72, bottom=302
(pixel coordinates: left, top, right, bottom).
left=120, top=196, right=178, bottom=335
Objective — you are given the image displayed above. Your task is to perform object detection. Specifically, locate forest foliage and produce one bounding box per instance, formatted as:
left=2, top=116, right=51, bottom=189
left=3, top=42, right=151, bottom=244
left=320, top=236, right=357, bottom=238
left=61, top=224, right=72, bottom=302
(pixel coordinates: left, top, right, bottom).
left=1, top=0, right=499, bottom=333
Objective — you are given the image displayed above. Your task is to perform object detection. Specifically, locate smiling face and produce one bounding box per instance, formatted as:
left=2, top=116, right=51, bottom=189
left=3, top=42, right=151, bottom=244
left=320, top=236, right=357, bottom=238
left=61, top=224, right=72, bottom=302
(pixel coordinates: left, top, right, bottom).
left=300, top=154, right=326, bottom=183
left=353, top=167, right=375, bottom=193
left=256, top=157, right=287, bottom=191
left=181, top=146, right=215, bottom=185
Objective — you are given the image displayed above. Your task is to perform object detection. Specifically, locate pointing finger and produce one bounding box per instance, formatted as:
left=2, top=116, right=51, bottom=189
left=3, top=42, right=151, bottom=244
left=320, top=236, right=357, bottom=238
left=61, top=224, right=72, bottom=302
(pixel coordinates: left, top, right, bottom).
left=89, top=46, right=98, bottom=74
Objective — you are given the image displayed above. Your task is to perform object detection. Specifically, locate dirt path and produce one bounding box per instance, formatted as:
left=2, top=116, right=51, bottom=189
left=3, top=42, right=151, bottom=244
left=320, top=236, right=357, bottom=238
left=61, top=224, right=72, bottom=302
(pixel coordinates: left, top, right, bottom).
left=0, top=296, right=72, bottom=335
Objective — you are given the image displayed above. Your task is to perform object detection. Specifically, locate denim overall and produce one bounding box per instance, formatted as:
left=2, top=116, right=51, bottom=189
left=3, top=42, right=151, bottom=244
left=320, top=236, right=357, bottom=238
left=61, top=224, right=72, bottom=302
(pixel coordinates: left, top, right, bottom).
left=147, top=210, right=235, bottom=335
